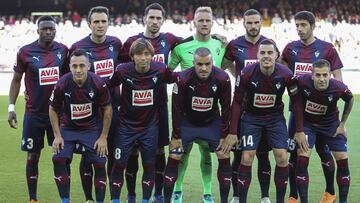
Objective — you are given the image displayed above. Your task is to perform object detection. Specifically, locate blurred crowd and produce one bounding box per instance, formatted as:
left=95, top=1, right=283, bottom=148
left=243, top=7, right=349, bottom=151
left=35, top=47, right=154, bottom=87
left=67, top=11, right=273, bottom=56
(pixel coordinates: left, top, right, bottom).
left=0, top=0, right=359, bottom=70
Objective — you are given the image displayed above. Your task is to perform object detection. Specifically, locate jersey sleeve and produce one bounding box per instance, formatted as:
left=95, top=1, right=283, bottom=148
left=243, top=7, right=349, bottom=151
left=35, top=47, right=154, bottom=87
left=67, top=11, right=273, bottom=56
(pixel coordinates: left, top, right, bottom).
left=219, top=75, right=231, bottom=138
left=280, top=43, right=291, bottom=65
left=229, top=70, right=247, bottom=134
left=60, top=46, right=70, bottom=75
left=13, top=49, right=26, bottom=74
left=119, top=38, right=132, bottom=63
left=287, top=74, right=304, bottom=132
left=96, top=80, right=111, bottom=107
left=327, top=45, right=343, bottom=71
left=106, top=65, right=124, bottom=88
left=339, top=82, right=353, bottom=102
left=168, top=45, right=182, bottom=71
left=49, top=83, right=64, bottom=112
left=171, top=78, right=185, bottom=138
left=224, top=39, right=235, bottom=61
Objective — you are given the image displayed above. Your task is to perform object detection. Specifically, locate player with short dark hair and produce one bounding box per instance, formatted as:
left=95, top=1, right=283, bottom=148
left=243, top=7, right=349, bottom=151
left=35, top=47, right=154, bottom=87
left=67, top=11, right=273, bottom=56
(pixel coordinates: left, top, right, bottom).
left=163, top=47, right=235, bottom=203
left=119, top=3, right=182, bottom=203
left=221, top=9, right=271, bottom=203
left=8, top=15, right=68, bottom=203
left=50, top=49, right=112, bottom=203
left=293, top=59, right=353, bottom=203
left=229, top=39, right=302, bottom=203
left=280, top=10, right=343, bottom=203
left=69, top=6, right=122, bottom=202
left=107, top=38, right=175, bottom=203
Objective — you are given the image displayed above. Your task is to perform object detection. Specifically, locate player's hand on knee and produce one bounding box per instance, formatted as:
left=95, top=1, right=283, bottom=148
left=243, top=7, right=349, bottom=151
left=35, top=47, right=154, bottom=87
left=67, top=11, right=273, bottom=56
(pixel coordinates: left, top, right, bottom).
left=94, top=137, right=108, bottom=157
left=334, top=123, right=347, bottom=138
left=8, top=111, right=17, bottom=129
left=52, top=136, right=64, bottom=154
left=294, top=131, right=309, bottom=153
left=222, top=134, right=238, bottom=153
left=169, top=138, right=183, bottom=151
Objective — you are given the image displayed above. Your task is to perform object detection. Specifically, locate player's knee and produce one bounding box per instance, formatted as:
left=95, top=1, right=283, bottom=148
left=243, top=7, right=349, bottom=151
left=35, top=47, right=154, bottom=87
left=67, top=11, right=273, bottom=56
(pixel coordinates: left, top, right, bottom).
left=169, top=153, right=182, bottom=160
left=332, top=151, right=348, bottom=161
left=27, top=152, right=40, bottom=161
left=241, top=151, right=255, bottom=166
left=274, top=152, right=288, bottom=166
left=216, top=150, right=230, bottom=159
left=156, top=147, right=165, bottom=155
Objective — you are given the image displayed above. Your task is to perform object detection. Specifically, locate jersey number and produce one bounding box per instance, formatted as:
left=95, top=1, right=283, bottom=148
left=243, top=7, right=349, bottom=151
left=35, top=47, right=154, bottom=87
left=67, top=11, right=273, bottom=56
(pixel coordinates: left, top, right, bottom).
left=114, top=148, right=122, bottom=160
left=242, top=135, right=254, bottom=147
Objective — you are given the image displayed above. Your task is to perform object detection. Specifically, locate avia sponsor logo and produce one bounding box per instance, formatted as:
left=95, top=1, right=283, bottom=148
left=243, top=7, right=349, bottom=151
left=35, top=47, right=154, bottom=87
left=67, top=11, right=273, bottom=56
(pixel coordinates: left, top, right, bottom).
left=70, top=103, right=92, bottom=120
left=39, top=66, right=59, bottom=86
left=152, top=54, right=165, bottom=63
left=191, top=97, right=213, bottom=112
left=94, top=59, right=114, bottom=78
left=132, top=89, right=153, bottom=106
left=294, top=62, right=312, bottom=76
left=305, top=100, right=327, bottom=115
left=253, top=93, right=276, bottom=108
left=244, top=59, right=258, bottom=67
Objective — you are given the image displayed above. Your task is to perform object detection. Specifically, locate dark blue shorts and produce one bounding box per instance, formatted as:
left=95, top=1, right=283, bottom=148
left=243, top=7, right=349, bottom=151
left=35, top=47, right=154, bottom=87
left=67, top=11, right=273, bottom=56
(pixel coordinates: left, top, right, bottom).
left=53, top=128, right=107, bottom=164
left=21, top=113, right=54, bottom=153
left=158, top=103, right=170, bottom=147
left=303, top=121, right=347, bottom=152
left=180, top=117, right=221, bottom=152
left=113, top=124, right=158, bottom=165
left=240, top=113, right=288, bottom=150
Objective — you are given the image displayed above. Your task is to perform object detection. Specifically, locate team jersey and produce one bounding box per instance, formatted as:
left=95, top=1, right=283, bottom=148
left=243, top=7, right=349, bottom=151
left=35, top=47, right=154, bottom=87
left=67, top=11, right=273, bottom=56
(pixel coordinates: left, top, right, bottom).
left=297, top=74, right=353, bottom=127
left=281, top=38, right=343, bottom=77
left=168, top=36, right=225, bottom=70
left=106, top=62, right=175, bottom=131
left=120, top=32, right=181, bottom=64
left=172, top=66, right=231, bottom=138
left=69, top=35, right=122, bottom=78
left=224, top=35, right=267, bottom=77
left=50, top=72, right=111, bottom=130
left=229, top=63, right=300, bottom=134
left=14, top=40, right=69, bottom=115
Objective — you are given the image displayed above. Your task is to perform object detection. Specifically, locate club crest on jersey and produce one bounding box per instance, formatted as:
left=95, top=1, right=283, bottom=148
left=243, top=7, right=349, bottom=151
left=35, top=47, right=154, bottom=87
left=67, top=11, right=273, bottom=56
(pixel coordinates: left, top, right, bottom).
left=70, top=103, right=92, bottom=120
left=152, top=76, right=158, bottom=84
left=152, top=54, right=165, bottom=63
left=57, top=52, right=62, bottom=60
left=39, top=66, right=60, bottom=86
left=276, top=82, right=281, bottom=90
left=294, top=62, right=312, bottom=76
left=132, top=89, right=153, bottom=106
left=160, top=40, right=166, bottom=48
left=89, top=90, right=94, bottom=98
left=109, top=45, right=113, bottom=52
left=305, top=100, right=327, bottom=115
left=244, top=59, right=258, bottom=67
left=253, top=93, right=276, bottom=108
left=328, top=95, right=333, bottom=102
left=191, top=97, right=213, bottom=112
left=314, top=50, right=320, bottom=58
left=94, top=59, right=114, bottom=78
left=212, top=84, right=217, bottom=92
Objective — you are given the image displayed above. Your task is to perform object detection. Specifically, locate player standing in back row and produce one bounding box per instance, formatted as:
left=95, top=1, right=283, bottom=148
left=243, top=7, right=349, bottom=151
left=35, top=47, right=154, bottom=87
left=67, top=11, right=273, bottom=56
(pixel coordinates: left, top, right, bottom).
left=8, top=16, right=69, bottom=203
left=279, top=10, right=343, bottom=203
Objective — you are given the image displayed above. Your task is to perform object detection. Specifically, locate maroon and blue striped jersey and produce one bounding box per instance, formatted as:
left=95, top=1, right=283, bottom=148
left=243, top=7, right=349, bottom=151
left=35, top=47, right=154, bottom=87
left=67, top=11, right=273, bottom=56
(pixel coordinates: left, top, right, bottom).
left=50, top=72, right=111, bottom=130
left=14, top=40, right=69, bottom=115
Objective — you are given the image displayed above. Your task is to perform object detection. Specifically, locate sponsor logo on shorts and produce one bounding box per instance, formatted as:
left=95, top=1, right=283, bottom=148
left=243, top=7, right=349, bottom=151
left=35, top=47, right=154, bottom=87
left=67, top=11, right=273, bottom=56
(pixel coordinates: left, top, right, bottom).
left=132, top=89, right=153, bottom=106
left=39, top=66, right=59, bottom=85
left=244, top=59, right=258, bottom=67
left=191, top=96, right=213, bottom=112
left=253, top=93, right=276, bottom=108
left=294, top=62, right=312, bottom=76
left=152, top=54, right=165, bottom=63
left=305, top=100, right=327, bottom=115
left=70, top=103, right=92, bottom=120
left=94, top=59, right=114, bottom=78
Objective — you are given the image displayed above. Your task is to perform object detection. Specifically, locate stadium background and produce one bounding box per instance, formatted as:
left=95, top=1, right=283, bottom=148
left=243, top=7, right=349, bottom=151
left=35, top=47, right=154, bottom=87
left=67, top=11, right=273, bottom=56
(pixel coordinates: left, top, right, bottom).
left=0, top=0, right=359, bottom=202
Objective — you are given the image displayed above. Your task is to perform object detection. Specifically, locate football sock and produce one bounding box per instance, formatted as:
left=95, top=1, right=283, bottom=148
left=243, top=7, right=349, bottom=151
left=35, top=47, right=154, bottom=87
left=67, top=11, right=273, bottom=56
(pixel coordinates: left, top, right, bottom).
left=274, top=165, right=289, bottom=203
left=155, top=152, right=166, bottom=196
left=164, top=157, right=180, bottom=203
left=125, top=153, right=139, bottom=196
left=110, top=162, right=125, bottom=200
left=256, top=152, right=271, bottom=198
left=198, top=140, right=213, bottom=195
left=288, top=150, right=298, bottom=199
left=142, top=163, right=155, bottom=200
left=53, top=157, right=70, bottom=199
left=318, top=152, right=335, bottom=195
left=296, top=156, right=309, bottom=203
left=238, top=164, right=252, bottom=203
left=26, top=153, right=39, bottom=201
left=336, top=159, right=350, bottom=203
left=217, top=158, right=232, bottom=203
left=231, top=151, right=241, bottom=197
left=94, top=162, right=107, bottom=202
left=80, top=156, right=94, bottom=201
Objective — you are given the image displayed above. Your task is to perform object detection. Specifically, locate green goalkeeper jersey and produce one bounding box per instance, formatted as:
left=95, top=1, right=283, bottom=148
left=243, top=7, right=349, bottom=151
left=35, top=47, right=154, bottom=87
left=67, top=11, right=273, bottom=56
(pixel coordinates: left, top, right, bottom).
left=168, top=35, right=225, bottom=70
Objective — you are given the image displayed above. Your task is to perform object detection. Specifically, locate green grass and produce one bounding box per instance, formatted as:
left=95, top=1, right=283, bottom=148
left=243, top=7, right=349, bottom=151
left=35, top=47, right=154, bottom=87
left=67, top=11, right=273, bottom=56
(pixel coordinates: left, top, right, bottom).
left=0, top=95, right=359, bottom=202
